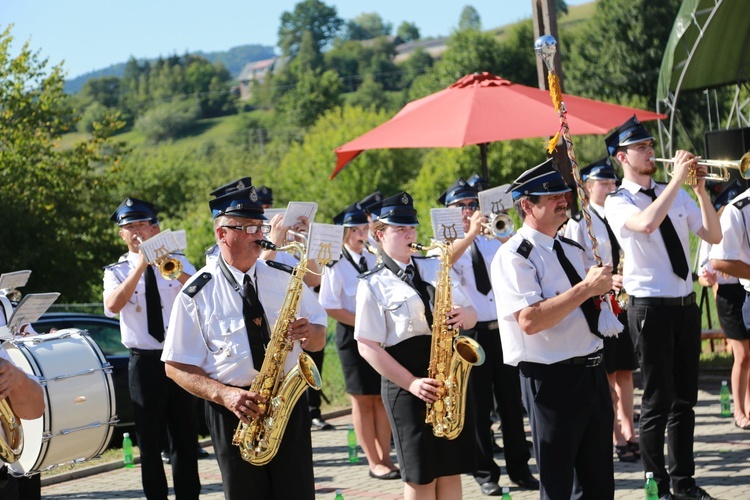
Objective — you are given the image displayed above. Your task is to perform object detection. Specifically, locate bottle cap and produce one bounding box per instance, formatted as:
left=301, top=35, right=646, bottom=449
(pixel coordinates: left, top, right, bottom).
left=502, top=486, right=510, bottom=492
left=335, top=489, right=342, bottom=494
left=722, top=380, right=728, bottom=384
left=123, top=432, right=130, bottom=438
left=646, top=471, right=654, bottom=478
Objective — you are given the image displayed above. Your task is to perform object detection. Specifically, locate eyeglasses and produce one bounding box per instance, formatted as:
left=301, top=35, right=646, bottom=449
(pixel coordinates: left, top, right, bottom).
left=454, top=202, right=479, bottom=211
left=221, top=224, right=271, bottom=235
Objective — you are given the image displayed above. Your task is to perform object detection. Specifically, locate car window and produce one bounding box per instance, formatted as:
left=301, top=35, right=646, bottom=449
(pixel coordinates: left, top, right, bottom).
left=74, top=322, right=128, bottom=357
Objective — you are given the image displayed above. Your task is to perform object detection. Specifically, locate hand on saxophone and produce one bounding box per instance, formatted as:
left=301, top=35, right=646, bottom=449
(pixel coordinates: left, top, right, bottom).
left=287, top=317, right=311, bottom=348
left=226, top=386, right=266, bottom=424
left=446, top=306, right=469, bottom=330
left=408, top=377, right=442, bottom=403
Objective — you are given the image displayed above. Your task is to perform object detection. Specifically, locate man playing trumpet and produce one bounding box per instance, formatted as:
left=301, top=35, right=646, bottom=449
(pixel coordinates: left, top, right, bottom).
left=604, top=117, right=721, bottom=500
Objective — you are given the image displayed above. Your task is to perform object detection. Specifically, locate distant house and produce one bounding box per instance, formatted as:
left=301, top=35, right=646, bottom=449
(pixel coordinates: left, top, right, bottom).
left=237, top=57, right=287, bottom=100
left=393, top=37, right=448, bottom=64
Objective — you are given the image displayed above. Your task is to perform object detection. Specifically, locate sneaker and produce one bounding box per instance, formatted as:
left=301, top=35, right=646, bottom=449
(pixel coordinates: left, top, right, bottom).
left=311, top=417, right=335, bottom=431
left=161, top=450, right=170, bottom=464
left=674, top=486, right=716, bottom=500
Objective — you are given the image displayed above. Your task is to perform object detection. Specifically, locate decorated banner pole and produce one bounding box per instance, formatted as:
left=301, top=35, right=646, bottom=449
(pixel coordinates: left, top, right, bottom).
left=534, top=34, right=622, bottom=337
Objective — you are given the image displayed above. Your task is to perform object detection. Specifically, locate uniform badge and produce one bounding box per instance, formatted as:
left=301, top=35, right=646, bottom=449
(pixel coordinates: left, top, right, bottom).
left=401, top=193, right=408, bottom=204
left=250, top=190, right=258, bottom=202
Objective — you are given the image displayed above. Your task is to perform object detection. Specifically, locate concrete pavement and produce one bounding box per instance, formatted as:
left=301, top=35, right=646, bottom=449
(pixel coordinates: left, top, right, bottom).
left=41, top=382, right=750, bottom=499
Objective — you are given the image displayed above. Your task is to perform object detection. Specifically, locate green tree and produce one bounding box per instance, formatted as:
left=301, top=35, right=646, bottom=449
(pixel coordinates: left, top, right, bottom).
left=290, top=30, right=324, bottom=75
left=458, top=5, right=481, bottom=31
left=134, top=97, right=200, bottom=142
left=276, top=69, right=343, bottom=128
left=345, top=13, right=392, bottom=41
left=0, top=26, right=127, bottom=301
left=278, top=0, right=343, bottom=57
left=398, top=48, right=433, bottom=89
left=565, top=0, right=681, bottom=108
left=396, top=21, right=421, bottom=43
left=348, top=74, right=387, bottom=110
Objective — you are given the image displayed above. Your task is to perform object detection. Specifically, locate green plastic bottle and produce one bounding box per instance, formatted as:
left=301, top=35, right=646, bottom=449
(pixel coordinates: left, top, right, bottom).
left=347, top=425, right=359, bottom=463
left=645, top=472, right=658, bottom=500
left=501, top=486, right=512, bottom=499
left=720, top=380, right=731, bottom=417
left=334, top=488, right=344, bottom=500
left=122, top=432, right=134, bottom=468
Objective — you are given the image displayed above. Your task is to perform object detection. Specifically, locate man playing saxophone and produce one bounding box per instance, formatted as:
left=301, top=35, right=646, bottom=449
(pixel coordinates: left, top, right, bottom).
left=163, top=179, right=327, bottom=500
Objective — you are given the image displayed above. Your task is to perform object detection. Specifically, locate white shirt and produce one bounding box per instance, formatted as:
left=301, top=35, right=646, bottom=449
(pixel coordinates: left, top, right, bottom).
left=355, top=257, right=472, bottom=347
left=491, top=225, right=603, bottom=366
left=708, top=189, right=750, bottom=291
left=605, top=179, right=702, bottom=297
left=563, top=203, right=614, bottom=269
left=699, top=240, right=738, bottom=286
left=431, top=237, right=500, bottom=322
left=103, top=252, right=197, bottom=350
left=163, top=258, right=327, bottom=387
left=319, top=248, right=377, bottom=318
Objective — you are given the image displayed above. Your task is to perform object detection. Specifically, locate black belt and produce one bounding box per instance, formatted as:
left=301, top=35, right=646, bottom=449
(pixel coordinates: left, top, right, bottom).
left=629, top=292, right=696, bottom=307
left=474, top=320, right=499, bottom=330
left=130, top=348, right=164, bottom=357
left=553, top=350, right=603, bottom=368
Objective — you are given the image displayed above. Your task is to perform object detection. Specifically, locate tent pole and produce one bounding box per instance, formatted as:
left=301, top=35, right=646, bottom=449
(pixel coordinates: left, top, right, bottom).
left=479, top=143, right=489, bottom=183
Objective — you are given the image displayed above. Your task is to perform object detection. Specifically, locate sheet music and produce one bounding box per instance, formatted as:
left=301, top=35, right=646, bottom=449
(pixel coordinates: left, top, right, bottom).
left=7, top=292, right=60, bottom=334
left=0, top=270, right=32, bottom=291
left=308, top=223, right=344, bottom=265
left=263, top=208, right=286, bottom=222
left=478, top=184, right=513, bottom=216
left=281, top=202, right=318, bottom=227
left=430, top=208, right=465, bottom=242
left=139, top=229, right=180, bottom=263
left=172, top=230, right=188, bottom=250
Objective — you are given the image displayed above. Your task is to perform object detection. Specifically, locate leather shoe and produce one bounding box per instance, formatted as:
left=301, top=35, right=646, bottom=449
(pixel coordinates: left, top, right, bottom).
left=311, top=417, right=335, bottom=430
left=674, top=486, right=716, bottom=499
left=369, top=469, right=401, bottom=480
left=480, top=482, right=502, bottom=496
left=510, top=473, right=540, bottom=491
left=197, top=445, right=209, bottom=459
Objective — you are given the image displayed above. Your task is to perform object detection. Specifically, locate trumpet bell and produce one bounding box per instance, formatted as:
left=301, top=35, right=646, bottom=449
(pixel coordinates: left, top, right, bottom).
left=482, top=213, right=514, bottom=240
left=158, top=258, right=183, bottom=280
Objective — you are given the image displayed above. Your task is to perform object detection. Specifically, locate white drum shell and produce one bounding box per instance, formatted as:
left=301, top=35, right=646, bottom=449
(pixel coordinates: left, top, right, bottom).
left=3, top=329, right=116, bottom=474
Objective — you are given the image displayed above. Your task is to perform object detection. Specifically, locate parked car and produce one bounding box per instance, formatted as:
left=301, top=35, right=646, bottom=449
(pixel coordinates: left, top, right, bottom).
left=30, top=312, right=134, bottom=444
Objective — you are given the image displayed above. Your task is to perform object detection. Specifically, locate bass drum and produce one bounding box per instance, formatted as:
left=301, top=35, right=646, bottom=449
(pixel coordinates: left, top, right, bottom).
left=3, top=329, right=116, bottom=474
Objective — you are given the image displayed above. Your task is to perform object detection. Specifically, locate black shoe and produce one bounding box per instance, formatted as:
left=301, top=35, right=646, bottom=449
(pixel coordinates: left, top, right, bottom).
left=480, top=482, right=502, bottom=496
left=510, top=473, right=540, bottom=491
left=492, top=441, right=503, bottom=454
left=368, top=469, right=401, bottom=480
left=674, top=486, right=717, bottom=500
left=197, top=446, right=209, bottom=459
left=161, top=451, right=170, bottom=464
left=311, top=417, right=335, bottom=430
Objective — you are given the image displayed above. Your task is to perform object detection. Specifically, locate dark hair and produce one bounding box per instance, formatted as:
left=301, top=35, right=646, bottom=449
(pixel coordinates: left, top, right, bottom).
left=513, top=195, right=540, bottom=221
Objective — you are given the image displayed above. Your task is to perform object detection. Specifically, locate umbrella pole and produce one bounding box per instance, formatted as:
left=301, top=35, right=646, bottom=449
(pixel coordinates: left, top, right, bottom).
left=479, top=143, right=489, bottom=183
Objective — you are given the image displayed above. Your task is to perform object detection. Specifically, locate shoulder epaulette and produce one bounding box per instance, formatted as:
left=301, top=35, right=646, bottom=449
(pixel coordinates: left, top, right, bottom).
left=359, top=262, right=385, bottom=279
left=327, top=258, right=340, bottom=269
left=571, top=212, right=583, bottom=222
left=732, top=197, right=750, bottom=210
left=183, top=272, right=212, bottom=298
left=102, top=260, right=128, bottom=271
left=515, top=239, right=533, bottom=259
left=559, top=236, right=584, bottom=251
left=607, top=187, right=626, bottom=197
left=266, top=260, right=294, bottom=274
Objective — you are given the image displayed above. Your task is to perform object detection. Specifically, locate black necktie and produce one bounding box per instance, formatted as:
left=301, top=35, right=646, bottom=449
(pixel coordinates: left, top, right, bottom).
left=593, top=209, right=621, bottom=271
left=144, top=265, right=165, bottom=342
left=242, top=275, right=267, bottom=370
left=359, top=256, right=368, bottom=273
left=553, top=240, right=602, bottom=339
left=641, top=188, right=689, bottom=280
left=470, top=240, right=492, bottom=295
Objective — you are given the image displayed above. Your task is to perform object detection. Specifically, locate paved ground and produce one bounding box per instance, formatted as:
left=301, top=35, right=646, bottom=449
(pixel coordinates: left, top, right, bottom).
left=41, top=381, right=750, bottom=499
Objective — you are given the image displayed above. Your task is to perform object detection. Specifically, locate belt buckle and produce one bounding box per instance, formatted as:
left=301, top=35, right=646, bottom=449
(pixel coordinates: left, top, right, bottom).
left=586, top=354, right=601, bottom=367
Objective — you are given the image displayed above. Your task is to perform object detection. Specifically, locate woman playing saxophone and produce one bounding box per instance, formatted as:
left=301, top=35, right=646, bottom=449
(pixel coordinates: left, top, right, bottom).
left=354, top=192, right=478, bottom=500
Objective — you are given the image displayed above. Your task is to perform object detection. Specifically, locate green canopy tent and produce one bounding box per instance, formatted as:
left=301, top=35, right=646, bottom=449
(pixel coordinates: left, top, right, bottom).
left=656, top=0, right=750, bottom=157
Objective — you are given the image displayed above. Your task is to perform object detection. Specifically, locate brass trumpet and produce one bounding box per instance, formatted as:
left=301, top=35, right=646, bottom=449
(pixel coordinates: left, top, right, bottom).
left=652, top=151, right=750, bottom=186
left=136, top=236, right=183, bottom=280
left=481, top=213, right=514, bottom=240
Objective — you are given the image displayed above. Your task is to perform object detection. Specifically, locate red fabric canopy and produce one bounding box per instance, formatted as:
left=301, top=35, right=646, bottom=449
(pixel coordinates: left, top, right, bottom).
left=332, top=72, right=665, bottom=179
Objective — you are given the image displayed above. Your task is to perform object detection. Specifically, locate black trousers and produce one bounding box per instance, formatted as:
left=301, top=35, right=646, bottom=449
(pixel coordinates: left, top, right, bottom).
left=206, top=394, right=314, bottom=500
left=465, top=325, right=531, bottom=485
left=304, top=349, right=325, bottom=419
left=129, top=351, right=201, bottom=500
left=0, top=469, right=40, bottom=500
left=519, top=359, right=614, bottom=500
left=628, top=302, right=701, bottom=496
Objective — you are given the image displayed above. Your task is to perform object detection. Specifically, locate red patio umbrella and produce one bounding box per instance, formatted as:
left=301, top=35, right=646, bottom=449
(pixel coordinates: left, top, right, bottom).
left=332, top=72, right=666, bottom=180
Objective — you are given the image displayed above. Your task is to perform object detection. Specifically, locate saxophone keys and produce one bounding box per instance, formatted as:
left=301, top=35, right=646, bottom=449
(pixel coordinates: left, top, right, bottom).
left=433, top=400, right=444, bottom=412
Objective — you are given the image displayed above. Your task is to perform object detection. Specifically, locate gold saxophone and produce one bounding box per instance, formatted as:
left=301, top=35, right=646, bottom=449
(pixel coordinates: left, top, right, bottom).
left=410, top=241, right=485, bottom=439
left=231, top=240, right=322, bottom=465
left=0, top=399, right=23, bottom=463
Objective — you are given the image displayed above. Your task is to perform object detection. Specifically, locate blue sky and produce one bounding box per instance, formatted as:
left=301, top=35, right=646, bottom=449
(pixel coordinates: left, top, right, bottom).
left=6, top=0, right=592, bottom=79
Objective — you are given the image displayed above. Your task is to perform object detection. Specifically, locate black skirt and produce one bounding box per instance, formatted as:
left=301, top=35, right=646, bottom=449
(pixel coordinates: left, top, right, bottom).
left=383, top=335, right=477, bottom=484
left=603, top=313, right=638, bottom=373
left=717, top=283, right=749, bottom=340
left=335, top=322, right=382, bottom=395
